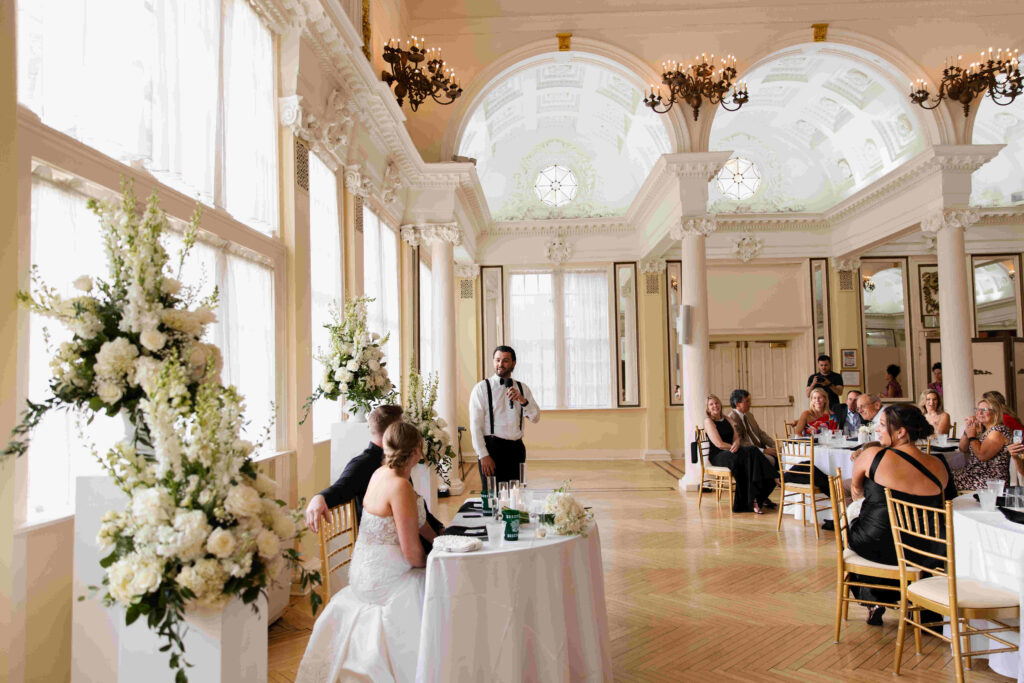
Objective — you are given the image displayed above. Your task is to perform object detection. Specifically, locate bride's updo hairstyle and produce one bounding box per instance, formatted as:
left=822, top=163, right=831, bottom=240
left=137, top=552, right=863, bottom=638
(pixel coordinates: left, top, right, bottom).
left=882, top=404, right=934, bottom=443
left=382, top=422, right=422, bottom=470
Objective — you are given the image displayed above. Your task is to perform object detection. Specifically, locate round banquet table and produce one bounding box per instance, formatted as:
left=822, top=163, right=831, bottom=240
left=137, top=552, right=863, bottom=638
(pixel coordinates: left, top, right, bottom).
left=415, top=498, right=613, bottom=683
left=950, top=495, right=1024, bottom=682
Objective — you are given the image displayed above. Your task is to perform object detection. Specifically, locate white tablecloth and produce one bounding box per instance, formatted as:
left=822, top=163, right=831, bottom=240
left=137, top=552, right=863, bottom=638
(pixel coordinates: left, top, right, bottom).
left=416, top=499, right=612, bottom=683
left=951, top=496, right=1024, bottom=681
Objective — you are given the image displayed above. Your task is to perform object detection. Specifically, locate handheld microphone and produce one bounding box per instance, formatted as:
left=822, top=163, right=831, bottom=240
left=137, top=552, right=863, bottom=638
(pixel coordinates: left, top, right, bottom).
left=502, top=377, right=514, bottom=409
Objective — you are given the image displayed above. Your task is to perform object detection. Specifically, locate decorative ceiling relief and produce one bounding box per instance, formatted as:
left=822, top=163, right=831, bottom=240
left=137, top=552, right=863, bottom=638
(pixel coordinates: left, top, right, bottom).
left=708, top=43, right=926, bottom=213
left=732, top=233, right=764, bottom=262
left=457, top=52, right=672, bottom=222
left=971, top=98, right=1024, bottom=207
left=545, top=235, right=573, bottom=263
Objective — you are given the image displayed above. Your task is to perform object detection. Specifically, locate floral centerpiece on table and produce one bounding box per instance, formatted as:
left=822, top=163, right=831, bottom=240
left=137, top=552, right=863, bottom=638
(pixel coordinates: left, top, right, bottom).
left=543, top=480, right=591, bottom=536
left=4, top=181, right=219, bottom=459
left=302, top=297, right=393, bottom=422
left=95, top=354, right=321, bottom=681
left=403, top=363, right=454, bottom=485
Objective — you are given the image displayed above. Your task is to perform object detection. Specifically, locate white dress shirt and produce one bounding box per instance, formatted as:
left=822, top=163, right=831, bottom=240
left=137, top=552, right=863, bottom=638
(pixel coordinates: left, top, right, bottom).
left=469, top=375, right=541, bottom=458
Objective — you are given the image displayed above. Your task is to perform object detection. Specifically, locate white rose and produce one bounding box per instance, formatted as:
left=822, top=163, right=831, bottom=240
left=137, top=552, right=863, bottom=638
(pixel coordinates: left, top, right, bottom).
left=96, top=381, right=124, bottom=405
left=129, top=559, right=163, bottom=595
left=333, top=367, right=346, bottom=381
left=323, top=380, right=336, bottom=394
left=139, top=328, right=166, bottom=352
left=73, top=275, right=93, bottom=292
left=253, top=473, right=277, bottom=497
left=224, top=485, right=262, bottom=519
left=256, top=528, right=280, bottom=558
left=346, top=360, right=360, bottom=372
left=272, top=511, right=296, bottom=540
left=205, top=527, right=237, bottom=558
left=161, top=278, right=182, bottom=296
left=107, top=557, right=136, bottom=604
left=131, top=487, right=172, bottom=527
left=339, top=382, right=349, bottom=394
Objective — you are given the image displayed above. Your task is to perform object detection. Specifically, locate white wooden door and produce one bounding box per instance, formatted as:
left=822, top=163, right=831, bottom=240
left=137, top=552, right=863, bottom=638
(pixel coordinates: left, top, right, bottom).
left=708, top=340, right=795, bottom=439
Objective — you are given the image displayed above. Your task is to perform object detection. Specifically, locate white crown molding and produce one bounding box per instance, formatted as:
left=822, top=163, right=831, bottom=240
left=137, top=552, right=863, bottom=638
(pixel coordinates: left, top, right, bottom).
left=454, top=264, right=480, bottom=279
left=485, top=217, right=631, bottom=237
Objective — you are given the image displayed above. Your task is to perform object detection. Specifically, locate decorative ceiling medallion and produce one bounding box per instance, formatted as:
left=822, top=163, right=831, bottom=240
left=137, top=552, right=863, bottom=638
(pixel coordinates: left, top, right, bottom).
left=534, top=165, right=578, bottom=207
left=545, top=235, right=572, bottom=264
left=732, top=233, right=763, bottom=262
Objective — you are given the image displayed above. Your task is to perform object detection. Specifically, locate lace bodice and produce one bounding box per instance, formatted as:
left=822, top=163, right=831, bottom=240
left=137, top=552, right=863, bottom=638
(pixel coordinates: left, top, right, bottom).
left=348, top=497, right=426, bottom=605
left=358, top=497, right=427, bottom=545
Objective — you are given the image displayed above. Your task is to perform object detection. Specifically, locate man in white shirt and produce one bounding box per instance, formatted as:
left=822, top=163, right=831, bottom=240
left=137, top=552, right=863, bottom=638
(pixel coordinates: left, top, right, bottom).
left=469, top=346, right=541, bottom=486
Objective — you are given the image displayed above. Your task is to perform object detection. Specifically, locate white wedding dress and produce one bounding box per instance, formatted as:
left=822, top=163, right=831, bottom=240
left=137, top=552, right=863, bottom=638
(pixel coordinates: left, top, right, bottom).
left=296, top=498, right=427, bottom=683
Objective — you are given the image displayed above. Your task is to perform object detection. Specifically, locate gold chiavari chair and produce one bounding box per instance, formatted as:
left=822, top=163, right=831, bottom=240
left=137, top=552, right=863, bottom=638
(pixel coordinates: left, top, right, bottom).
left=783, top=421, right=796, bottom=437
left=948, top=422, right=958, bottom=439
left=318, top=500, right=359, bottom=600
left=695, top=427, right=734, bottom=509
left=827, top=470, right=920, bottom=643
left=885, top=491, right=1019, bottom=682
left=774, top=436, right=831, bottom=540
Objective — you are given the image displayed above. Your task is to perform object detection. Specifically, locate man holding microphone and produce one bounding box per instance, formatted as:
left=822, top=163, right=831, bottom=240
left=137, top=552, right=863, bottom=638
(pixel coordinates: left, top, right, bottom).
left=469, top=346, right=541, bottom=484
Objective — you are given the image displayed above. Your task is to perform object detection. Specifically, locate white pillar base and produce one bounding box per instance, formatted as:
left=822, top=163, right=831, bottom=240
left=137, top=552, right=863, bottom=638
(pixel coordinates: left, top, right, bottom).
left=446, top=473, right=466, bottom=496
left=678, top=477, right=699, bottom=493
left=642, top=450, right=671, bottom=461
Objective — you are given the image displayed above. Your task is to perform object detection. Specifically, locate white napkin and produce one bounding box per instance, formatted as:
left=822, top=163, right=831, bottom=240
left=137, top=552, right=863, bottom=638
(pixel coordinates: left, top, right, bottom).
left=433, top=536, right=483, bottom=553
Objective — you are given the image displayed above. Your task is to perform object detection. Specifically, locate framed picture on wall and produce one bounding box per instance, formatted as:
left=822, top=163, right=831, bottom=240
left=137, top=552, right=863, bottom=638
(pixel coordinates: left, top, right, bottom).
left=841, top=371, right=861, bottom=387
left=919, top=264, right=939, bottom=328
left=841, top=348, right=858, bottom=368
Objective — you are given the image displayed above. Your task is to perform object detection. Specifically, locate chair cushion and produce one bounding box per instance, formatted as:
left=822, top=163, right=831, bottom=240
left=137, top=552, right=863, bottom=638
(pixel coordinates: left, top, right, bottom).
left=843, top=548, right=910, bottom=573
left=706, top=465, right=731, bottom=474
left=908, top=576, right=1020, bottom=610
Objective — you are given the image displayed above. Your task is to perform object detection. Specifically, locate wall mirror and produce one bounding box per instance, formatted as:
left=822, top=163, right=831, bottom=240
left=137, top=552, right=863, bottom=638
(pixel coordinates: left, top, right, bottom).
left=614, top=262, right=640, bottom=406
left=479, top=266, right=505, bottom=377
left=810, top=259, right=831, bottom=360
left=666, top=260, right=683, bottom=405
left=860, top=258, right=912, bottom=399
left=972, top=254, right=1022, bottom=337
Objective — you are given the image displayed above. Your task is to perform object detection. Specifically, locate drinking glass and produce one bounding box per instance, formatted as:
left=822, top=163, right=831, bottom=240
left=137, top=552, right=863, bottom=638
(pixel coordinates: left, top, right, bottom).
left=520, top=463, right=528, bottom=488
left=986, top=478, right=1005, bottom=497
left=978, top=489, right=997, bottom=511
left=485, top=521, right=504, bottom=545
left=1014, top=430, right=1023, bottom=445
left=484, top=475, right=497, bottom=499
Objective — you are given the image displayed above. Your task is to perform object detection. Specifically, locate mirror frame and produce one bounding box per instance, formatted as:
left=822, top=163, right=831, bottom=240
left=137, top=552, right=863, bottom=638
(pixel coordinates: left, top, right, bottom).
left=614, top=262, right=641, bottom=407
left=479, top=265, right=506, bottom=379
left=859, top=257, right=913, bottom=401
left=665, top=260, right=684, bottom=406
left=970, top=253, right=1023, bottom=338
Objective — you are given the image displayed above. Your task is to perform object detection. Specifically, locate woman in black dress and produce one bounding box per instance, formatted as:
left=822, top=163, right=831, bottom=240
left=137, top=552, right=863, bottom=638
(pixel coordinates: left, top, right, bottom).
left=847, top=404, right=948, bottom=625
left=704, top=395, right=778, bottom=514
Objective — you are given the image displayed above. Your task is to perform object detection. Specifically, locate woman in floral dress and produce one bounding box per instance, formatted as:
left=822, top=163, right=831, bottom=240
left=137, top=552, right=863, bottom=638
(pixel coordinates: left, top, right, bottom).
left=954, top=398, right=1012, bottom=490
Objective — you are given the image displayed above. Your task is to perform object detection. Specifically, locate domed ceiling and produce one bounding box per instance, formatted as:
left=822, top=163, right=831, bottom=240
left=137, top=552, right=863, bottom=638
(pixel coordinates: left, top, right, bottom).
left=971, top=97, right=1024, bottom=206
left=708, top=43, right=926, bottom=213
left=457, top=52, right=673, bottom=222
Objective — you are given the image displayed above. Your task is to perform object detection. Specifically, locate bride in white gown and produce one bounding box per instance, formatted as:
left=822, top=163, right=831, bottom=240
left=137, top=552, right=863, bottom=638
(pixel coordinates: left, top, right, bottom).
left=297, top=422, right=435, bottom=683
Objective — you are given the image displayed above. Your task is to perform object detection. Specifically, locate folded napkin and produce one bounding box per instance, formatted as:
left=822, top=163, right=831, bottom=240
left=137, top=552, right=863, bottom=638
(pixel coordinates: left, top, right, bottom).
left=433, top=536, right=483, bottom=553
left=457, top=501, right=482, bottom=513
left=442, top=525, right=488, bottom=537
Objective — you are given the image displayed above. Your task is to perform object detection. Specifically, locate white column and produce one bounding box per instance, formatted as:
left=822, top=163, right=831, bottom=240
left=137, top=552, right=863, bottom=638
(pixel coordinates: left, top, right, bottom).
left=424, top=224, right=465, bottom=496
left=673, top=217, right=718, bottom=492
left=921, top=208, right=978, bottom=428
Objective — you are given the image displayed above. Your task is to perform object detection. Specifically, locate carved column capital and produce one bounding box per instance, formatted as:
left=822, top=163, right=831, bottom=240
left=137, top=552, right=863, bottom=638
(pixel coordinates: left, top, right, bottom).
left=670, top=215, right=718, bottom=240
left=400, top=223, right=462, bottom=247
left=832, top=257, right=861, bottom=272
left=454, top=264, right=480, bottom=279
left=921, top=208, right=980, bottom=234
left=345, top=165, right=372, bottom=198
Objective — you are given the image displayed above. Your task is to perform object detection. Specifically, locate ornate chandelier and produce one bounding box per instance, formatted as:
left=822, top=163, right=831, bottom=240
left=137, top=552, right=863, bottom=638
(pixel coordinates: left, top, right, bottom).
left=909, top=48, right=1021, bottom=116
left=643, top=54, right=749, bottom=121
left=381, top=36, right=463, bottom=112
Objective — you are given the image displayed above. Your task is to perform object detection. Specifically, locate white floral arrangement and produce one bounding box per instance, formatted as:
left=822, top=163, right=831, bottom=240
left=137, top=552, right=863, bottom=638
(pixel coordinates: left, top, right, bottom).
left=95, top=355, right=321, bottom=681
left=4, top=181, right=219, bottom=458
left=858, top=424, right=873, bottom=436
left=303, top=296, right=393, bottom=420
left=403, top=364, right=454, bottom=484
left=543, top=481, right=591, bottom=536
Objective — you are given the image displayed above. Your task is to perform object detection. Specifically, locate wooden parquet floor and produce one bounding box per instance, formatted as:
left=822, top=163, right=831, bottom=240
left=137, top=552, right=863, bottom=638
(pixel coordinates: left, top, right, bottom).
left=269, top=460, right=1011, bottom=681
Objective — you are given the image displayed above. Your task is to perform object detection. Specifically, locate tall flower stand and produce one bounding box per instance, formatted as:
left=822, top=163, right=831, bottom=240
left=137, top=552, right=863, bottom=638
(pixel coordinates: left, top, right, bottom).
left=72, top=476, right=269, bottom=683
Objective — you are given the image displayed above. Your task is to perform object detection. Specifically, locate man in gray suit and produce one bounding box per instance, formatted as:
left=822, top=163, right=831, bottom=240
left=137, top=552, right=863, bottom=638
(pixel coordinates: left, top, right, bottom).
left=727, top=389, right=778, bottom=461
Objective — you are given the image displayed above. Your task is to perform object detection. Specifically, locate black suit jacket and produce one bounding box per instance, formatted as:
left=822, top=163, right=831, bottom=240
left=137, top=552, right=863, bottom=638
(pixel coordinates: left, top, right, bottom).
left=833, top=404, right=849, bottom=430
left=319, top=442, right=444, bottom=541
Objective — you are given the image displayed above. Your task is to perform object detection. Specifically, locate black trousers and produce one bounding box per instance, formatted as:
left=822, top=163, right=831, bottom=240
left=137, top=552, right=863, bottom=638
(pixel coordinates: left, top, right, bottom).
left=479, top=435, right=526, bottom=489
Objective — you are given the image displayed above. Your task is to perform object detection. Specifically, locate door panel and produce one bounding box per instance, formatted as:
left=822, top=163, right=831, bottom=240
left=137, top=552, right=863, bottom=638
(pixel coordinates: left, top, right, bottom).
left=709, top=339, right=795, bottom=439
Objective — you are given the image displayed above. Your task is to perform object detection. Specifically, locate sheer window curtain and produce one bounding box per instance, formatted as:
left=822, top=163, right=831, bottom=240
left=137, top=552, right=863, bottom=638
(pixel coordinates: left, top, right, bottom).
left=508, top=272, right=557, bottom=409
left=309, top=156, right=343, bottom=441
left=419, top=259, right=434, bottom=378
left=563, top=271, right=611, bottom=408
left=26, top=178, right=117, bottom=521
left=362, top=207, right=402, bottom=398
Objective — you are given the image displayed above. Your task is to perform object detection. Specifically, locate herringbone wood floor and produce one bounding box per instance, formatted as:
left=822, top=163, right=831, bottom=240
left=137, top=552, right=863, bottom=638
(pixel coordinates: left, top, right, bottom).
left=269, top=460, right=1011, bottom=681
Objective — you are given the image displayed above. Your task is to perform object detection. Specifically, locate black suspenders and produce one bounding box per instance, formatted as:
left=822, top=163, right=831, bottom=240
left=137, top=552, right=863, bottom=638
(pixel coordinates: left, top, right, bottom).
left=482, top=379, right=525, bottom=436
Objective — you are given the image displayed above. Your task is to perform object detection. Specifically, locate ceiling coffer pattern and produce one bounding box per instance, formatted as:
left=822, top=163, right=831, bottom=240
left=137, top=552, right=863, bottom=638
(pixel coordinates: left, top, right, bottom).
left=708, top=43, right=926, bottom=214
left=457, top=53, right=672, bottom=222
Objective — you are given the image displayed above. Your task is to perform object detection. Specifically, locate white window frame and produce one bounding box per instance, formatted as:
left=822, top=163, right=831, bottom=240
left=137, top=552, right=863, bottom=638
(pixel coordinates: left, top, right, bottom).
left=504, top=265, right=616, bottom=410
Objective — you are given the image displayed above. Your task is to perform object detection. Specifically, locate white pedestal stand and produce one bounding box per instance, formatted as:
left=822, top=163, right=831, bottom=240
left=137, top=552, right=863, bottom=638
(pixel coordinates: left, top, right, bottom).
left=72, top=476, right=270, bottom=683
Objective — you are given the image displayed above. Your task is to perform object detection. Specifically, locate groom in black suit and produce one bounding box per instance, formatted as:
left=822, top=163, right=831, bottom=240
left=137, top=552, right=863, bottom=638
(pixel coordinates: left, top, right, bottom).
left=305, top=405, right=444, bottom=548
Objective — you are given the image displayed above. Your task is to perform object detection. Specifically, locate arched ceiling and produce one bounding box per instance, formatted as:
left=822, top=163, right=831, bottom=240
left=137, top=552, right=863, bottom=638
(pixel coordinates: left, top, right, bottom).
left=708, top=43, right=926, bottom=214
left=971, top=97, right=1024, bottom=206
left=456, top=52, right=672, bottom=222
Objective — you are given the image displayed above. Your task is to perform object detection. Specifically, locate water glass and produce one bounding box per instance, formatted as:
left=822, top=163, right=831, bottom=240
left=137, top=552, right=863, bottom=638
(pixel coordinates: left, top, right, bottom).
left=484, top=475, right=497, bottom=498
left=485, top=521, right=504, bottom=545
left=986, top=478, right=1005, bottom=497
left=978, top=489, right=997, bottom=511
left=520, top=462, right=528, bottom=488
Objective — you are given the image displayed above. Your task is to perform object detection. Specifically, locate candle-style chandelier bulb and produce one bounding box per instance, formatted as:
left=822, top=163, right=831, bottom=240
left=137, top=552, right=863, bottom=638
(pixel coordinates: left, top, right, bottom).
left=643, top=52, right=749, bottom=120
left=381, top=35, right=463, bottom=111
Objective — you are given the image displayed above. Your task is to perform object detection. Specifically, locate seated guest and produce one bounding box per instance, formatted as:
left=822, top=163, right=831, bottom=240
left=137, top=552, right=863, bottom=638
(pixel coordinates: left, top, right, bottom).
left=833, top=390, right=862, bottom=433
left=955, top=398, right=1014, bottom=490
left=882, top=364, right=903, bottom=398
left=919, top=389, right=951, bottom=437
left=794, top=387, right=838, bottom=436
left=847, top=405, right=948, bottom=625
left=727, top=389, right=778, bottom=460
left=296, top=423, right=429, bottom=683
left=704, top=395, right=777, bottom=514
left=305, top=405, right=443, bottom=545
left=982, top=390, right=1024, bottom=433
left=856, top=393, right=883, bottom=431
left=928, top=362, right=943, bottom=397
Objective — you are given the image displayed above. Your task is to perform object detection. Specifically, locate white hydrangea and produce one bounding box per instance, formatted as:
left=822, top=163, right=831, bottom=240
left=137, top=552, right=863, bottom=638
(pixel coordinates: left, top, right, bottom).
left=154, top=509, right=210, bottom=560
left=95, top=337, right=140, bottom=379
left=272, top=510, right=296, bottom=540
left=221, top=552, right=253, bottom=579
left=131, top=356, right=163, bottom=394
left=255, top=528, right=280, bottom=558
left=176, top=558, right=228, bottom=606
left=345, top=359, right=360, bottom=372
left=73, top=275, right=94, bottom=292
left=131, top=487, right=173, bottom=527
left=224, top=484, right=262, bottom=519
